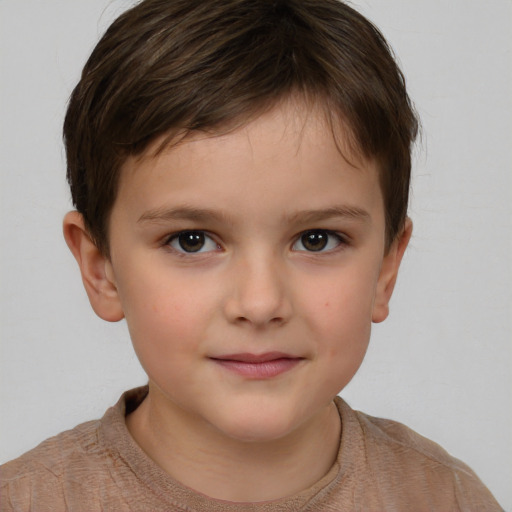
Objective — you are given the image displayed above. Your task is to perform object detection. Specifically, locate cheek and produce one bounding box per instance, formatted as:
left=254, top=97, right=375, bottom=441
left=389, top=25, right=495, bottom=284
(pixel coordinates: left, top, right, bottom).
left=119, top=272, right=219, bottom=360
left=300, top=269, right=377, bottom=358
left=305, top=269, right=376, bottom=322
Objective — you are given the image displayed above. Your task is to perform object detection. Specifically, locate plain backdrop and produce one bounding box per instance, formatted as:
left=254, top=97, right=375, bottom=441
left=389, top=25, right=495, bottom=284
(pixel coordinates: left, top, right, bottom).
left=1, top=0, right=511, bottom=508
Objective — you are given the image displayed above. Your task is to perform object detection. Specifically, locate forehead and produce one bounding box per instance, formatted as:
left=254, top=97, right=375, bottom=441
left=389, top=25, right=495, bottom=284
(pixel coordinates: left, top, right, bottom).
left=130, top=97, right=368, bottom=172
left=114, top=100, right=383, bottom=228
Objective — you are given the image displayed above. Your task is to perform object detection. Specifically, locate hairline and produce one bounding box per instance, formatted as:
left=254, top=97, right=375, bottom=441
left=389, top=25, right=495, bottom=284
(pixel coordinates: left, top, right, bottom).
left=100, top=93, right=387, bottom=258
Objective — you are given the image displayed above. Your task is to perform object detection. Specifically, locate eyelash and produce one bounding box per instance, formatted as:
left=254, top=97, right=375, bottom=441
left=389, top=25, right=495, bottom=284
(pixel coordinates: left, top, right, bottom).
left=292, top=230, right=348, bottom=253
left=162, top=229, right=349, bottom=256
left=164, top=231, right=221, bottom=256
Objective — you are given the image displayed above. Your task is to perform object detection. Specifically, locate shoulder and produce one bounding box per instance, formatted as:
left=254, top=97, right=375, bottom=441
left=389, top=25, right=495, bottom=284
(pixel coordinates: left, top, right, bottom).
left=353, top=406, right=470, bottom=471
left=1, top=418, right=106, bottom=510
left=0, top=387, right=152, bottom=512
left=2, top=417, right=103, bottom=473
left=332, top=397, right=503, bottom=511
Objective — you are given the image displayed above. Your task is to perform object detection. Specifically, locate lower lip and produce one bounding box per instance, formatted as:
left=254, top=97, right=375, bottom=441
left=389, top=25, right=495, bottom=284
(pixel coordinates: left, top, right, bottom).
left=212, top=358, right=302, bottom=379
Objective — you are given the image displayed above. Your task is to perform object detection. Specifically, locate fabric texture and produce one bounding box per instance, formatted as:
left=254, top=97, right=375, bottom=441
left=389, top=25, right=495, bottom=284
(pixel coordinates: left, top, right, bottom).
left=1, top=387, right=502, bottom=511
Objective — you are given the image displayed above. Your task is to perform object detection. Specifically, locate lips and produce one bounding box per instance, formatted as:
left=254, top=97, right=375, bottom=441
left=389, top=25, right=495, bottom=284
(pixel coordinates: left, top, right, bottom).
left=210, top=352, right=303, bottom=379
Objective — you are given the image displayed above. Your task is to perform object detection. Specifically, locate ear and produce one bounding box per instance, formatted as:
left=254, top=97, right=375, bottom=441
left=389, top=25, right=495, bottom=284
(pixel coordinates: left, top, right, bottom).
left=372, top=218, right=412, bottom=323
left=63, top=211, right=124, bottom=322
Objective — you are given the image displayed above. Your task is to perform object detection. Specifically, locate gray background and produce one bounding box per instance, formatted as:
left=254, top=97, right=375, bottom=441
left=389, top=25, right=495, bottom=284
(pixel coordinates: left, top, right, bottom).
left=1, top=0, right=511, bottom=508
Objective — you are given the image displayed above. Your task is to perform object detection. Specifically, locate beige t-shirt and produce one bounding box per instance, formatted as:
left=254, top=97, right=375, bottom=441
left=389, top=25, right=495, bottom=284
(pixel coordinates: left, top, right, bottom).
left=1, top=387, right=502, bottom=511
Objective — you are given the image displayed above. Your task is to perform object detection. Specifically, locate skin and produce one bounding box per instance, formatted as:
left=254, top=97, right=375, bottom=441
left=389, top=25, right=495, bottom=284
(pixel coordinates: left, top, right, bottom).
left=64, top=99, right=411, bottom=502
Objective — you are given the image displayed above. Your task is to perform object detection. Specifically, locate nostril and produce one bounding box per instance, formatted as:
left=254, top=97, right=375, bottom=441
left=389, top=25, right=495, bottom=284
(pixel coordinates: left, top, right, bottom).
left=234, top=315, right=285, bottom=326
left=223, top=271, right=292, bottom=326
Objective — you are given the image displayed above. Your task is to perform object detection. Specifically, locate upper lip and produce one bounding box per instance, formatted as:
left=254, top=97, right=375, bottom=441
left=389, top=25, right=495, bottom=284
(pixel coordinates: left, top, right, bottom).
left=210, top=352, right=301, bottom=363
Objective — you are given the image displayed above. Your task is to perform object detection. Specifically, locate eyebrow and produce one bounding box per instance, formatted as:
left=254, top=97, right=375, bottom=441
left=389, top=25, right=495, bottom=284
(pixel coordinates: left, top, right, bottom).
left=138, top=205, right=371, bottom=225
left=286, top=206, right=371, bottom=225
left=138, top=206, right=228, bottom=224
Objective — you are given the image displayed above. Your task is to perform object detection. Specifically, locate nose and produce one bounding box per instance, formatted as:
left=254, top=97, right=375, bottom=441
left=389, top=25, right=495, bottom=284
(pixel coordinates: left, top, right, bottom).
left=223, top=252, right=292, bottom=327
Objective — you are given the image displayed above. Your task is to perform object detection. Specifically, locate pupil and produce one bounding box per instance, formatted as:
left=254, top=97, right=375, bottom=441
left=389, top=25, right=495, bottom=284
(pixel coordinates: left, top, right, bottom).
left=179, top=232, right=205, bottom=252
left=302, top=231, right=328, bottom=251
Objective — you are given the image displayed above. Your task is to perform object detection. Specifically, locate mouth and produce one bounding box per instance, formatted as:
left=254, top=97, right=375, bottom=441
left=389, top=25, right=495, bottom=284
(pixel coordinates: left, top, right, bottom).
left=209, top=352, right=304, bottom=379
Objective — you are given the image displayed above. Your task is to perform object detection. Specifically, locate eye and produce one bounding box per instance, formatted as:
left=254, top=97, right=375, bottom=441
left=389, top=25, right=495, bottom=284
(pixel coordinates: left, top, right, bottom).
left=292, top=230, right=344, bottom=252
left=168, top=231, right=219, bottom=253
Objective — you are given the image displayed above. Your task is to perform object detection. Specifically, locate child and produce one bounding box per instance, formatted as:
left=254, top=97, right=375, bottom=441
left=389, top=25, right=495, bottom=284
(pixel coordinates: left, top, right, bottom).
left=0, top=0, right=504, bottom=510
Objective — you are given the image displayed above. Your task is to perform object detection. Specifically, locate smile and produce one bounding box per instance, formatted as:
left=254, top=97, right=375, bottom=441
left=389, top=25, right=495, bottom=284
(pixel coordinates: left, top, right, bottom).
left=210, top=352, right=304, bottom=379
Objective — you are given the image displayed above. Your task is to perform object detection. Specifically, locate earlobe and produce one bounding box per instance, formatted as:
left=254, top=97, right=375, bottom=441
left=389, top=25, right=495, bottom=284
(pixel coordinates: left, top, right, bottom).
left=63, top=211, right=124, bottom=322
left=372, top=218, right=412, bottom=323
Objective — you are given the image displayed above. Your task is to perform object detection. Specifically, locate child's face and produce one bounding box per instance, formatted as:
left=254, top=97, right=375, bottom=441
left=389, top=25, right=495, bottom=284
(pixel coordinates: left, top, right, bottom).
left=98, top=101, right=406, bottom=442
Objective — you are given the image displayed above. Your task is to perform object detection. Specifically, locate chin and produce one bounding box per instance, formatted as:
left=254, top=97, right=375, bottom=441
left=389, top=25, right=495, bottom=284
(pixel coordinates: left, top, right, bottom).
left=210, top=405, right=305, bottom=444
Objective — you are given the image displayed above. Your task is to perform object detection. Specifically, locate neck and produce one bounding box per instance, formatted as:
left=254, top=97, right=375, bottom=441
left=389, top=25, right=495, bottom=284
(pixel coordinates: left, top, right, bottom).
left=126, top=385, right=341, bottom=502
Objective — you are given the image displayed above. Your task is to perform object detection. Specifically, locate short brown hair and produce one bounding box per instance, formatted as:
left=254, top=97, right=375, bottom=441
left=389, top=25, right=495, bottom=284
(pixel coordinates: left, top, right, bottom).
left=64, top=0, right=418, bottom=256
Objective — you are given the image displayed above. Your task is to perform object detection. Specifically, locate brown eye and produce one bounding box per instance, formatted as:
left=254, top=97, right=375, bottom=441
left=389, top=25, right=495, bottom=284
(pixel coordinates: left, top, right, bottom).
left=169, top=231, right=218, bottom=253
left=301, top=231, right=328, bottom=251
left=292, top=230, right=344, bottom=252
left=178, top=232, right=205, bottom=252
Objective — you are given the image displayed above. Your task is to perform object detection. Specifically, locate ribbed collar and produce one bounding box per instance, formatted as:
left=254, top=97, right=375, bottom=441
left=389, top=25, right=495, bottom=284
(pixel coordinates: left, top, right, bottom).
left=98, top=386, right=362, bottom=511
